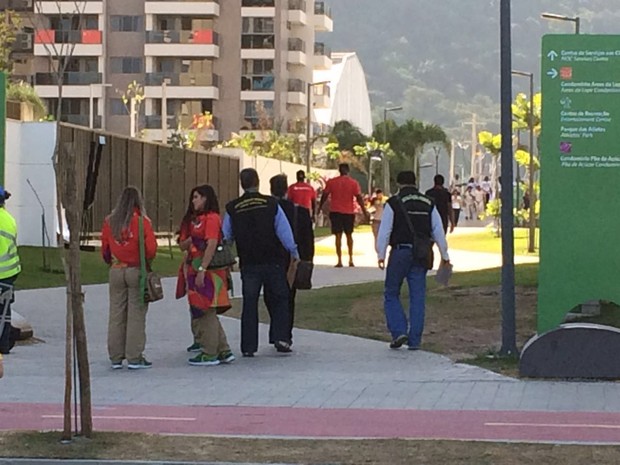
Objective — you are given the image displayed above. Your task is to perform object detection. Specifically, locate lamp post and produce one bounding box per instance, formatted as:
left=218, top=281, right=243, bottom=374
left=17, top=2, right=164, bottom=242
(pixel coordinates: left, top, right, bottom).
left=382, top=106, right=402, bottom=193
left=432, top=145, right=441, bottom=175
left=500, top=0, right=517, bottom=356
left=306, top=80, right=330, bottom=173
left=541, top=12, right=580, bottom=34
left=89, top=83, right=112, bottom=129
left=512, top=69, right=536, bottom=253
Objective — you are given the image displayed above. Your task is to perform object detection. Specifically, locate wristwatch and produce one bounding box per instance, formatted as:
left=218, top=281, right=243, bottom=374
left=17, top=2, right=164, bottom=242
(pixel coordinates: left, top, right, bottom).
left=198, top=265, right=205, bottom=272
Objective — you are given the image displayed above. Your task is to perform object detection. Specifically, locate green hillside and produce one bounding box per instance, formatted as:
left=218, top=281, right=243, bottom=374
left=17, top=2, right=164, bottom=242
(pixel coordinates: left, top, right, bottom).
left=325, top=0, right=618, bottom=138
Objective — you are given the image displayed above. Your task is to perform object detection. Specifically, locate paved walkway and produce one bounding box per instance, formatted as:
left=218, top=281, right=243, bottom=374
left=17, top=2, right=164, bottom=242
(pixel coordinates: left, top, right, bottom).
left=6, top=230, right=616, bottom=445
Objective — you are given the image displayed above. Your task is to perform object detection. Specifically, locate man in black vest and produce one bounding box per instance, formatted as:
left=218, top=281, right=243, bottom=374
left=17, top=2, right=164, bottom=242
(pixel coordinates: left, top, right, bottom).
left=223, top=169, right=300, bottom=356
left=376, top=171, right=450, bottom=350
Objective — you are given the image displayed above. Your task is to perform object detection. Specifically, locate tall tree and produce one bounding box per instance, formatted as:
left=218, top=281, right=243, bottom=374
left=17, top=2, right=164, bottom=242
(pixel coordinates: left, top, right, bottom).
left=390, top=119, right=448, bottom=181
left=28, top=0, right=93, bottom=440
left=331, top=120, right=367, bottom=151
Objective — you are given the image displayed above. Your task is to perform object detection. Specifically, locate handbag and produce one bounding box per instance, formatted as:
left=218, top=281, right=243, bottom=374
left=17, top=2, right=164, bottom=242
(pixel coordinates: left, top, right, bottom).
left=139, top=216, right=164, bottom=303
left=292, top=206, right=314, bottom=290
left=207, top=236, right=236, bottom=270
left=294, top=260, right=314, bottom=290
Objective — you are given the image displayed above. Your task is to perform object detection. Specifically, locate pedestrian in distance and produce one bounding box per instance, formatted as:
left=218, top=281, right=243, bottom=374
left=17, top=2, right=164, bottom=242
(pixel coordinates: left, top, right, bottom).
left=101, top=186, right=157, bottom=370
left=178, top=185, right=235, bottom=367
left=287, top=170, right=317, bottom=220
left=451, top=190, right=462, bottom=227
left=223, top=168, right=300, bottom=357
left=376, top=171, right=450, bottom=351
left=318, top=163, right=369, bottom=267
left=425, top=174, right=455, bottom=234
left=268, top=174, right=315, bottom=346
left=0, top=187, right=20, bottom=356
left=369, top=189, right=385, bottom=247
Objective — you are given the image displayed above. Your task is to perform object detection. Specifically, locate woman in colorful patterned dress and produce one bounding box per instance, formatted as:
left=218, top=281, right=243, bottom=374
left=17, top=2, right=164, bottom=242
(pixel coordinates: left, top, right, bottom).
left=178, top=184, right=234, bottom=366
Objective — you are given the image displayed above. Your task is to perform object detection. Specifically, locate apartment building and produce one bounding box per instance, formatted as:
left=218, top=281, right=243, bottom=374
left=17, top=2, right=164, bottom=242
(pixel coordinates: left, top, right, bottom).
left=5, top=0, right=333, bottom=143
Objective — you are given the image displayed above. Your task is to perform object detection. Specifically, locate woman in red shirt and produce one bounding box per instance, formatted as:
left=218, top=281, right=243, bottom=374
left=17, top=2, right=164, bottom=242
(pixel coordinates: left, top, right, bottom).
left=101, top=186, right=157, bottom=370
left=177, top=184, right=233, bottom=366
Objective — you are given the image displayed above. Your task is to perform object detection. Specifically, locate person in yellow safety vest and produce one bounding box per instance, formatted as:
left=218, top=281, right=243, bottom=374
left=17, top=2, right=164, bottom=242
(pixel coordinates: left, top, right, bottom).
left=0, top=186, right=21, bottom=355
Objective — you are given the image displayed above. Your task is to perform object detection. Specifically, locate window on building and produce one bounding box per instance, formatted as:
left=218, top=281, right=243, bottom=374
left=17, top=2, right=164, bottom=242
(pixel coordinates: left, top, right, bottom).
left=110, top=16, right=143, bottom=32
left=241, top=17, right=275, bottom=49
left=110, top=99, right=127, bottom=116
left=241, top=59, right=274, bottom=91
left=110, top=57, right=143, bottom=74
left=243, top=100, right=273, bottom=129
left=50, top=15, right=98, bottom=30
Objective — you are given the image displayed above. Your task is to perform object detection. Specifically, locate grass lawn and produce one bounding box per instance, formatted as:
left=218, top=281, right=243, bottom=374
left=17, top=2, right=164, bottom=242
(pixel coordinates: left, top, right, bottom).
left=449, top=227, right=539, bottom=256
left=2, top=431, right=620, bottom=464
left=16, top=245, right=185, bottom=290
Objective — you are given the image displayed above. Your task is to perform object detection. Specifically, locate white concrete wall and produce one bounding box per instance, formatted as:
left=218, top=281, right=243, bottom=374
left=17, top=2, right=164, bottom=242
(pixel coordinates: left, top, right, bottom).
left=6, top=120, right=59, bottom=247
left=217, top=147, right=337, bottom=195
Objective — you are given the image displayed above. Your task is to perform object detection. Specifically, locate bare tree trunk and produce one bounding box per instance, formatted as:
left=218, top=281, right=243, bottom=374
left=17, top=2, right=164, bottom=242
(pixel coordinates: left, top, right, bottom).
left=60, top=142, right=92, bottom=437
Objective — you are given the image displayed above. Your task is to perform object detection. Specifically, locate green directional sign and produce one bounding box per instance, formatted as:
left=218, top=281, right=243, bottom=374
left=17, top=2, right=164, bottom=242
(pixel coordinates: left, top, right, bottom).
left=539, top=35, right=620, bottom=333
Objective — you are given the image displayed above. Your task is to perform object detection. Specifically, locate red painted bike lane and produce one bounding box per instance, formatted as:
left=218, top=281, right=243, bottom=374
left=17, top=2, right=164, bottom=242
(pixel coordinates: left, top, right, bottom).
left=2, top=403, right=620, bottom=444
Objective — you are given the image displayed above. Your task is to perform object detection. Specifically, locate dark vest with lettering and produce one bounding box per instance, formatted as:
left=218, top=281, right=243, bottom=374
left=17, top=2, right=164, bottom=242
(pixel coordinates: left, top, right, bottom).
left=226, top=192, right=280, bottom=267
left=387, top=187, right=434, bottom=247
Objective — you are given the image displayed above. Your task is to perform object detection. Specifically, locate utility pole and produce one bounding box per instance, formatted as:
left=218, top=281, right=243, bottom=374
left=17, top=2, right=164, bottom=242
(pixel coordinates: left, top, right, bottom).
left=462, top=114, right=482, bottom=180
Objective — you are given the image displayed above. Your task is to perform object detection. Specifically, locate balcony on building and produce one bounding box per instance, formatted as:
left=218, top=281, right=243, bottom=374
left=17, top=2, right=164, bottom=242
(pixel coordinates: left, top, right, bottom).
left=287, top=38, right=306, bottom=66
left=145, top=73, right=220, bottom=99
left=313, top=42, right=332, bottom=70
left=34, top=72, right=104, bottom=98
left=312, top=81, right=330, bottom=108
left=288, top=0, right=307, bottom=25
left=36, top=0, right=103, bottom=14
left=143, top=114, right=220, bottom=143
left=0, top=0, right=34, bottom=12
left=145, top=0, right=220, bottom=17
left=241, top=31, right=275, bottom=60
left=34, top=29, right=103, bottom=56
left=314, top=1, right=333, bottom=32
left=145, top=30, right=220, bottom=57
left=287, top=78, right=306, bottom=106
left=242, top=0, right=275, bottom=17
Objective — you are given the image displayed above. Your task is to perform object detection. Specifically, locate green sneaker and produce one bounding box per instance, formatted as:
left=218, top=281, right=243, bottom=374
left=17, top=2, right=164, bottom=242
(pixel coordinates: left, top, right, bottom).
left=127, top=358, right=152, bottom=370
left=218, top=350, right=236, bottom=364
left=186, top=342, right=203, bottom=353
left=188, top=352, right=220, bottom=366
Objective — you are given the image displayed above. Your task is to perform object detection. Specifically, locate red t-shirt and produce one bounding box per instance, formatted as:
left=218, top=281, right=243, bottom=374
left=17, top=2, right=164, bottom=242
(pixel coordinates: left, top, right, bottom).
left=101, top=210, right=157, bottom=266
left=324, top=175, right=361, bottom=214
left=179, top=212, right=221, bottom=261
left=287, top=182, right=316, bottom=211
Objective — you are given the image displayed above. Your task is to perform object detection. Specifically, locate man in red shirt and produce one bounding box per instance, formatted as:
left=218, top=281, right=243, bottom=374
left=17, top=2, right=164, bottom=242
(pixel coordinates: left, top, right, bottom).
left=287, top=170, right=316, bottom=218
left=319, top=163, right=368, bottom=267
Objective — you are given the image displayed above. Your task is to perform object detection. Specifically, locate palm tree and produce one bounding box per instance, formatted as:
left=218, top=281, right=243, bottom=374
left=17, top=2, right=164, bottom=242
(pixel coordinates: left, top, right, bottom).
left=389, top=119, right=449, bottom=182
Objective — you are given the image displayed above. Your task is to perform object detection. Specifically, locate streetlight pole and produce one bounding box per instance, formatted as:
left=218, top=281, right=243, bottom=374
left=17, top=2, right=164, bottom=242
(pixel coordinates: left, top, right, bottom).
left=500, top=0, right=517, bottom=356
left=306, top=80, right=330, bottom=173
left=382, top=106, right=402, bottom=193
left=541, top=12, right=580, bottom=34
left=512, top=70, right=536, bottom=253
left=432, top=145, right=440, bottom=175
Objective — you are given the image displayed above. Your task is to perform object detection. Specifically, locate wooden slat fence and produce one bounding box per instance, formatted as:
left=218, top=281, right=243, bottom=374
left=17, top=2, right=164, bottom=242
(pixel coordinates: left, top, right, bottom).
left=59, top=123, right=240, bottom=235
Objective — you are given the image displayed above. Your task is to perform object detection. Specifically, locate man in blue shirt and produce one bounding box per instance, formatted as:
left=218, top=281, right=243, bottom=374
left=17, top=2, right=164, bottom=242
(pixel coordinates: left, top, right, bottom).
left=223, top=168, right=299, bottom=356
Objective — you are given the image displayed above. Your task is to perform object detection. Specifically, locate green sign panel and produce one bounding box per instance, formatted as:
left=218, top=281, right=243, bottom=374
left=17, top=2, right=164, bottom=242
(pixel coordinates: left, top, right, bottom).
left=539, top=35, right=620, bottom=333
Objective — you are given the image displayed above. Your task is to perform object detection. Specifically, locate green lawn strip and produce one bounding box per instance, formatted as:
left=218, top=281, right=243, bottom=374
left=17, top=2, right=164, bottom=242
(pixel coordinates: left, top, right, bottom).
left=16, top=246, right=184, bottom=290
left=0, top=431, right=618, bottom=464
left=449, top=227, right=539, bottom=256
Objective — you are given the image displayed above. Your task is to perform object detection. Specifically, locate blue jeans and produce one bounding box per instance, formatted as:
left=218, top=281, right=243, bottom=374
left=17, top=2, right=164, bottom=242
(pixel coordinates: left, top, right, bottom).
left=240, top=263, right=290, bottom=354
left=384, top=248, right=428, bottom=348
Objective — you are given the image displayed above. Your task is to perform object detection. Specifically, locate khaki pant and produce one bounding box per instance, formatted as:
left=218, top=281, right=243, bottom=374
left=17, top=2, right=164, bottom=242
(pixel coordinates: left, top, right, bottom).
left=191, top=316, right=201, bottom=344
left=194, top=309, right=230, bottom=356
left=108, top=267, right=148, bottom=363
